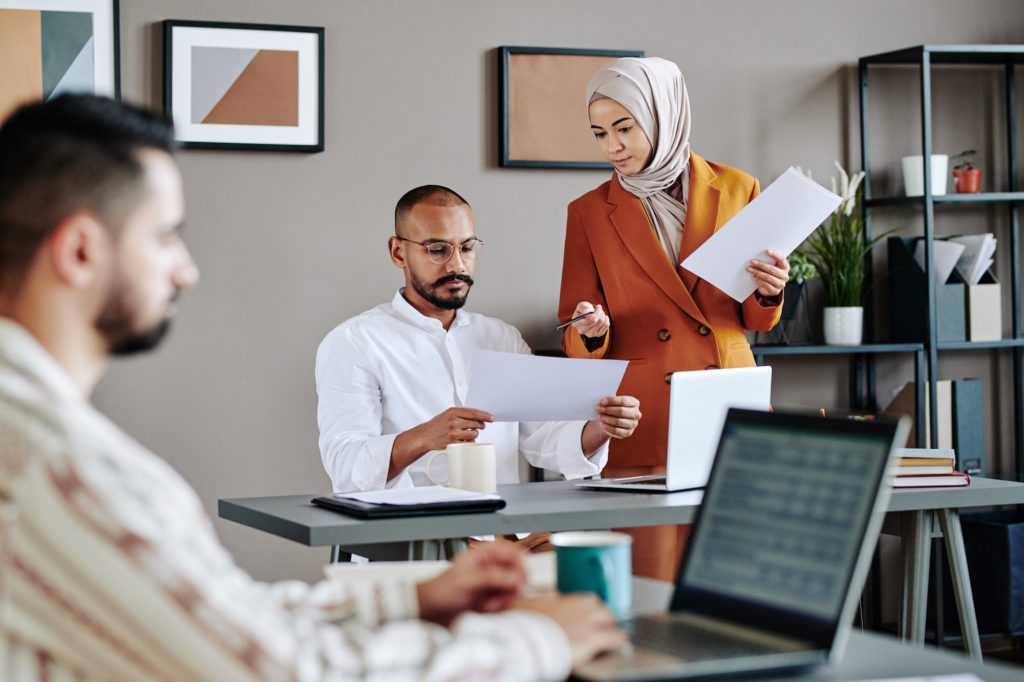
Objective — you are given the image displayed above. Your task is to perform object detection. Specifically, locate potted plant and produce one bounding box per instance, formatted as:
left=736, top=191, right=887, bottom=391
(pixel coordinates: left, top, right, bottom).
left=951, top=149, right=981, bottom=193
left=800, top=162, right=886, bottom=345
left=780, top=251, right=817, bottom=342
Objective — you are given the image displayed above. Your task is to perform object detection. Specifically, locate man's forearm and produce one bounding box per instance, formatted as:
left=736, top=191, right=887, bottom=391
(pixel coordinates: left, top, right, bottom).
left=389, top=427, right=429, bottom=480
left=580, top=420, right=610, bottom=457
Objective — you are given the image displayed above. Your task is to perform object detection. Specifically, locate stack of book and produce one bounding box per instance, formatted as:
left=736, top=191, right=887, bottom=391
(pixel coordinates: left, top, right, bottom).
left=892, top=448, right=970, bottom=488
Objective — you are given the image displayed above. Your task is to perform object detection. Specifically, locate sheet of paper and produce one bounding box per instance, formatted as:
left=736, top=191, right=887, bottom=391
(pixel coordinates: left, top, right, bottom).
left=949, top=233, right=997, bottom=285
left=336, top=485, right=500, bottom=506
left=914, top=239, right=966, bottom=285
left=680, top=167, right=842, bottom=302
left=465, top=350, right=628, bottom=422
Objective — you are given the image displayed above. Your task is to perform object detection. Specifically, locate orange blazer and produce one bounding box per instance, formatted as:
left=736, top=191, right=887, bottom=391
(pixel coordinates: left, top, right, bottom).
left=559, top=152, right=782, bottom=468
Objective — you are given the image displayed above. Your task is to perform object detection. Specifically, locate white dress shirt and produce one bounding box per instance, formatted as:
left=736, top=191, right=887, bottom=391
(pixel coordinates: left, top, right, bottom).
left=316, top=289, right=608, bottom=492
left=0, top=318, right=572, bottom=681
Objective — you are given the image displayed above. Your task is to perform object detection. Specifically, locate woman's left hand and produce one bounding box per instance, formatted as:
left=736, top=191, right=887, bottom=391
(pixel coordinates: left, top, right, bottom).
left=747, top=249, right=790, bottom=297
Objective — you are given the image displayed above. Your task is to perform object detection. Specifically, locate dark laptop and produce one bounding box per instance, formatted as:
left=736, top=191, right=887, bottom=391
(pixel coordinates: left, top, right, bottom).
left=574, top=408, right=908, bottom=681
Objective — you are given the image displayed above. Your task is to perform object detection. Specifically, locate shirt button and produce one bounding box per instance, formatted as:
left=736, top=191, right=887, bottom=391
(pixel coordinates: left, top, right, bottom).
left=697, top=324, right=711, bottom=336
left=657, top=328, right=671, bottom=342
left=705, top=364, right=720, bottom=370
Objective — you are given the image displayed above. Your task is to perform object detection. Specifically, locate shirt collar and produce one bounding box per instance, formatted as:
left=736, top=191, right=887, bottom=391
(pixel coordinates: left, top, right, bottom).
left=391, top=288, right=471, bottom=331
left=0, top=317, right=86, bottom=405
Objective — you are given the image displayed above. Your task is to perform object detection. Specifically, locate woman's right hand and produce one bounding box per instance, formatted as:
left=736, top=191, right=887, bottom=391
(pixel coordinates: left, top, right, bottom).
left=571, top=302, right=610, bottom=338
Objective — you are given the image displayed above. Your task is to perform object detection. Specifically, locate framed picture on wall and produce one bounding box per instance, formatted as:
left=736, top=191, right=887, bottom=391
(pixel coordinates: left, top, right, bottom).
left=163, top=20, right=325, bottom=152
left=498, top=45, right=644, bottom=169
left=0, top=0, right=120, bottom=123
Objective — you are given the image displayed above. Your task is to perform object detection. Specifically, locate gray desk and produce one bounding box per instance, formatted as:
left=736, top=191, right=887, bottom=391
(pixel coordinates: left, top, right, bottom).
left=219, top=481, right=703, bottom=552
left=220, top=478, right=1024, bottom=663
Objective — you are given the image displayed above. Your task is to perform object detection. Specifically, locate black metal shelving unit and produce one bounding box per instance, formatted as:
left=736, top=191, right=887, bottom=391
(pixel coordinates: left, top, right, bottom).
left=859, top=44, right=1024, bottom=475
left=751, top=343, right=926, bottom=447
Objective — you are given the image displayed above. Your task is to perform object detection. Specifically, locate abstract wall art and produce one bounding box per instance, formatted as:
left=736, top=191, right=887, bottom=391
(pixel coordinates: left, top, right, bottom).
left=0, top=0, right=119, bottom=122
left=164, top=20, right=324, bottom=152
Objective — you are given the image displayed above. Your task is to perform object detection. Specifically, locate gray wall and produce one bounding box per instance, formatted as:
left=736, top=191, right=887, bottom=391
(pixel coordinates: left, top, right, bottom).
left=95, top=0, right=1024, bottom=583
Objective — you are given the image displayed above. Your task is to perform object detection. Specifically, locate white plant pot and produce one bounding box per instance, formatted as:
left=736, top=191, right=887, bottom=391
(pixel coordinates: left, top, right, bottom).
left=823, top=306, right=864, bottom=346
left=901, top=154, right=949, bottom=197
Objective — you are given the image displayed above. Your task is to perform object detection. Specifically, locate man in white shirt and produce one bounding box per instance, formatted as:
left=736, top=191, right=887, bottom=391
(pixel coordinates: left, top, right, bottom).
left=0, top=95, right=624, bottom=681
left=316, top=185, right=642, bottom=492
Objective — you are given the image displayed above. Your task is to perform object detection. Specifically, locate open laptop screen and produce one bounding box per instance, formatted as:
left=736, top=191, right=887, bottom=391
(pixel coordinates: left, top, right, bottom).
left=672, top=410, right=897, bottom=642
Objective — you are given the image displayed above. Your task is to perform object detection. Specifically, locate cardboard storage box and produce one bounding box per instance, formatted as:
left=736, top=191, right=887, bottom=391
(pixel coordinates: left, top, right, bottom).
left=966, top=271, right=1001, bottom=341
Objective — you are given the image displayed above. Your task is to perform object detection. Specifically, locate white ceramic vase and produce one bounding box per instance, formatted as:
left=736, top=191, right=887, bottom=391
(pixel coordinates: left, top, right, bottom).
left=823, top=306, right=864, bottom=345
left=901, top=154, right=949, bottom=196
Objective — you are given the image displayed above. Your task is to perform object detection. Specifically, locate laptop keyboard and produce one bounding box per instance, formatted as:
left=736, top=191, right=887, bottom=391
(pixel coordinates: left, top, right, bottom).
left=625, top=617, right=778, bottom=661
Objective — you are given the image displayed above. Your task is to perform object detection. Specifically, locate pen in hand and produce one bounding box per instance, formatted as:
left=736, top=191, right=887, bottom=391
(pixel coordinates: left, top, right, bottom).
left=556, top=311, right=594, bottom=331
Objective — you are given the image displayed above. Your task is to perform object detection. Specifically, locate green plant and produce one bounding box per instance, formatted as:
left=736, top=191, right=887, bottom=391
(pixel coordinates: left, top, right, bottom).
left=786, top=251, right=818, bottom=285
left=800, top=162, right=887, bottom=307
left=951, top=149, right=977, bottom=171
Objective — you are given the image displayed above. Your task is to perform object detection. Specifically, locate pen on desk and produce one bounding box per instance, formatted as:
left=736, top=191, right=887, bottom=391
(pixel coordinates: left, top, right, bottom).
left=556, top=311, right=594, bottom=330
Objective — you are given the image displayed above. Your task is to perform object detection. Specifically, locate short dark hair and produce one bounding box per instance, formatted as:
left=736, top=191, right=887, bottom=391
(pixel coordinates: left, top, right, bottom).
left=394, top=185, right=470, bottom=236
left=0, top=94, right=176, bottom=293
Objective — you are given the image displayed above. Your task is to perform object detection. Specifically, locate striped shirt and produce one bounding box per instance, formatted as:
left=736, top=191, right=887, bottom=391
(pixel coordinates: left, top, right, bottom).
left=0, top=318, right=571, bottom=681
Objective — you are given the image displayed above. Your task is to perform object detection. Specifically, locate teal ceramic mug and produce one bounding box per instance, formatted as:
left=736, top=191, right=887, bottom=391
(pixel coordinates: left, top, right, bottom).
left=550, top=531, right=632, bottom=619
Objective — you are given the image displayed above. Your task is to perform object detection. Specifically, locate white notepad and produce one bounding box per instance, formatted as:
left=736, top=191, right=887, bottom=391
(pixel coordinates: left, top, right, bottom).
left=681, top=167, right=842, bottom=302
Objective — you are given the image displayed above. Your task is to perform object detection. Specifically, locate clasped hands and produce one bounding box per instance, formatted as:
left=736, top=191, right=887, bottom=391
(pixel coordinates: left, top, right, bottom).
left=416, top=543, right=626, bottom=666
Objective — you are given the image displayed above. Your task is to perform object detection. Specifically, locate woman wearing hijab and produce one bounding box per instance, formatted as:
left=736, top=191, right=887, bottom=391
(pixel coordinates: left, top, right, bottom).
left=558, top=57, right=789, bottom=581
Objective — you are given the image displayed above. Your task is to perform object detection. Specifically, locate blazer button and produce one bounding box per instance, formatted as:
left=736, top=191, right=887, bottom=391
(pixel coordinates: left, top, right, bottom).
left=697, top=324, right=711, bottom=336
left=664, top=372, right=673, bottom=385
left=705, top=364, right=720, bottom=370
left=657, top=328, right=671, bottom=342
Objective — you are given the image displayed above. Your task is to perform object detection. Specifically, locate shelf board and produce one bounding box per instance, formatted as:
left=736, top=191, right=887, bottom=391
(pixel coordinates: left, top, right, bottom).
left=937, top=339, right=1024, bottom=351
left=752, top=343, right=923, bottom=357
left=865, top=192, right=1024, bottom=208
left=861, top=44, right=1024, bottom=65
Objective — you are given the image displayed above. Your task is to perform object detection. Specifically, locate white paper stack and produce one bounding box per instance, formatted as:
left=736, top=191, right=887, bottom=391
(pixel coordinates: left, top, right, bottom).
left=948, top=233, right=997, bottom=285
left=336, top=486, right=500, bottom=506
left=680, top=167, right=842, bottom=302
left=913, top=240, right=966, bottom=285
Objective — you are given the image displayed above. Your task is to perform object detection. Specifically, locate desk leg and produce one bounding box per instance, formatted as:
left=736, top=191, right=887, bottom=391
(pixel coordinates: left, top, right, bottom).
left=901, top=511, right=931, bottom=644
left=937, top=509, right=983, bottom=661
left=443, top=538, right=469, bottom=557
left=408, top=540, right=443, bottom=560
left=406, top=539, right=469, bottom=560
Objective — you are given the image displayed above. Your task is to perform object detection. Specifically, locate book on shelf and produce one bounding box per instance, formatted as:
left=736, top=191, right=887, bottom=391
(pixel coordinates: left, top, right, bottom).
left=899, top=457, right=955, bottom=466
left=895, top=464, right=955, bottom=475
left=892, top=471, right=971, bottom=488
left=895, top=447, right=955, bottom=475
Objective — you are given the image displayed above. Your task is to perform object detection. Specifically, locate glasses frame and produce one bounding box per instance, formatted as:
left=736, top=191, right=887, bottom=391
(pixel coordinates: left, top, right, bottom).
left=396, top=236, right=485, bottom=265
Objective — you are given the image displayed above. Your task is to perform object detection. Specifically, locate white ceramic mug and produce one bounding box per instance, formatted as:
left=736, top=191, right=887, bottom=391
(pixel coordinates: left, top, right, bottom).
left=426, top=442, right=497, bottom=493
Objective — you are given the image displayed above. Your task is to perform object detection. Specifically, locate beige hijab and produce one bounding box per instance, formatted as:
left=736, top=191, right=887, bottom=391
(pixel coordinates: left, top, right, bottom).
left=586, top=57, right=691, bottom=262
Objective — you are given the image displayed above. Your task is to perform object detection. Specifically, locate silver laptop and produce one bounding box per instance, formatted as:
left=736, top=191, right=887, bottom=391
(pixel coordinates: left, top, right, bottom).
left=576, top=366, right=772, bottom=492
left=574, top=408, right=908, bottom=681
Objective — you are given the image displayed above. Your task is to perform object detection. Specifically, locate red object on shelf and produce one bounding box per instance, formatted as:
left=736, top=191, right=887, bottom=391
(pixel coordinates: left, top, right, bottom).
left=953, top=168, right=982, bottom=193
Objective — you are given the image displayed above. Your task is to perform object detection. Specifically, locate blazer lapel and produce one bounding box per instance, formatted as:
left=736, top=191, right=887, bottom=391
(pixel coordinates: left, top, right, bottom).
left=606, top=174, right=709, bottom=326
left=678, top=152, right=721, bottom=292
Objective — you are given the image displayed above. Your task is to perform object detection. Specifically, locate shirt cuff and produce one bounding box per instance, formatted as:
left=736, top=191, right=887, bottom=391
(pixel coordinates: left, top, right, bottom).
left=345, top=433, right=399, bottom=492
left=556, top=420, right=606, bottom=479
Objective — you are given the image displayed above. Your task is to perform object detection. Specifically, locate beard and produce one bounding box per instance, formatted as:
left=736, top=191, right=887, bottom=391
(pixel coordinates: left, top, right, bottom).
left=96, top=285, right=176, bottom=357
left=411, top=272, right=474, bottom=310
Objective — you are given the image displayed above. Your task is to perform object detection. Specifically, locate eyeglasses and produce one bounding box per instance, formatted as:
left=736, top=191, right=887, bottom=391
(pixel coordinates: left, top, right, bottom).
left=397, top=237, right=484, bottom=265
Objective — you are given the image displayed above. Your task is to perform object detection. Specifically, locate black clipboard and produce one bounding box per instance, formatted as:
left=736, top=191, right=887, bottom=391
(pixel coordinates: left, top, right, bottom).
left=311, top=494, right=506, bottom=519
